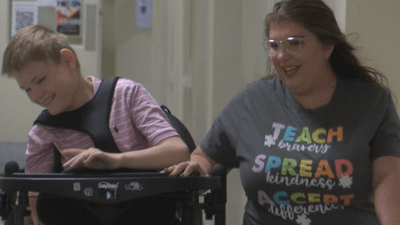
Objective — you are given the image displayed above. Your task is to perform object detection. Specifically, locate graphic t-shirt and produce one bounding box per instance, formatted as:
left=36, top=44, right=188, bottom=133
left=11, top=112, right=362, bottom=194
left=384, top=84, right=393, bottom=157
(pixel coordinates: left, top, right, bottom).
left=200, top=77, right=400, bottom=225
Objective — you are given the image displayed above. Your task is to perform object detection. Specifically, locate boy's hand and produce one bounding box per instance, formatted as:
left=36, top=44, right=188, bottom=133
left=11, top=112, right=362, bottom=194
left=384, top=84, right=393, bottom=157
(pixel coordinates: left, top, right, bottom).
left=62, top=148, right=120, bottom=170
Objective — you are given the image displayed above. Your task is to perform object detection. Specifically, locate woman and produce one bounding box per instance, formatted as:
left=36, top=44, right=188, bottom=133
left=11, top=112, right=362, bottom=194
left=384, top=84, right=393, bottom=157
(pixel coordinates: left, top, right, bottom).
left=164, top=0, right=400, bottom=224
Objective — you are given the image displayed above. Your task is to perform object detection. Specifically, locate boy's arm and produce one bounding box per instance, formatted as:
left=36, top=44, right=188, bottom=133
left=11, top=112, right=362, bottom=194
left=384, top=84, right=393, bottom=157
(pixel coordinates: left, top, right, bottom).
left=24, top=127, right=56, bottom=225
left=62, top=136, right=190, bottom=171
left=118, top=136, right=190, bottom=170
left=25, top=126, right=56, bottom=174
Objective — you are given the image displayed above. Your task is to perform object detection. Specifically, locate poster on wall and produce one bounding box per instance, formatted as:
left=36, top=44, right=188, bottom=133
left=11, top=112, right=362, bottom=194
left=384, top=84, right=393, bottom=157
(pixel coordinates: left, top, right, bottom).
left=56, top=0, right=82, bottom=37
left=11, top=1, right=38, bottom=37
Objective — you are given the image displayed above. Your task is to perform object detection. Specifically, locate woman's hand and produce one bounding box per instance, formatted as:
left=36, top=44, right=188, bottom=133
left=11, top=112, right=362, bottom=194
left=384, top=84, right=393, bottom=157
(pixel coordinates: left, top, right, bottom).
left=162, top=146, right=217, bottom=177
left=161, top=161, right=209, bottom=177
left=61, top=148, right=121, bottom=170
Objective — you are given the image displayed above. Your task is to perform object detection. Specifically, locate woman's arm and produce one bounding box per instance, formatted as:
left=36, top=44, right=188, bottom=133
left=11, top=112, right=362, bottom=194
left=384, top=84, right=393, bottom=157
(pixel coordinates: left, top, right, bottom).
left=62, top=136, right=190, bottom=171
left=372, top=156, right=400, bottom=225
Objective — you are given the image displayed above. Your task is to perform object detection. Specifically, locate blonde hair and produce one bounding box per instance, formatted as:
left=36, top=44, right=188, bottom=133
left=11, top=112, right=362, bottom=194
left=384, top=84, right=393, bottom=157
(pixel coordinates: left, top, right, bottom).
left=2, top=25, right=80, bottom=75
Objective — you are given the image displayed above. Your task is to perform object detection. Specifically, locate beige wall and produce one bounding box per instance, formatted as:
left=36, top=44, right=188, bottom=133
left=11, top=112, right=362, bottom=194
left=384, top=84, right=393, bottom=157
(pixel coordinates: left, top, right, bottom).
left=114, top=0, right=153, bottom=88
left=346, top=0, right=400, bottom=112
left=0, top=1, right=43, bottom=142
left=0, top=1, right=399, bottom=225
left=107, top=0, right=170, bottom=106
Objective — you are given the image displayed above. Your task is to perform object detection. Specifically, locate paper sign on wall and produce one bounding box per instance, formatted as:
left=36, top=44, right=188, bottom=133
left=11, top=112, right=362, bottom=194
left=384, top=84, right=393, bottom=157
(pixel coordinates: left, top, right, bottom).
left=136, top=0, right=152, bottom=29
left=11, top=1, right=38, bottom=37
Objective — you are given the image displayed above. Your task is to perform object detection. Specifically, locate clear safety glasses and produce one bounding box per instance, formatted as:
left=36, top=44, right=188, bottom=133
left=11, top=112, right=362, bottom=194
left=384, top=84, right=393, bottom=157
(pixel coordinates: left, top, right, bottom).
left=263, top=36, right=312, bottom=57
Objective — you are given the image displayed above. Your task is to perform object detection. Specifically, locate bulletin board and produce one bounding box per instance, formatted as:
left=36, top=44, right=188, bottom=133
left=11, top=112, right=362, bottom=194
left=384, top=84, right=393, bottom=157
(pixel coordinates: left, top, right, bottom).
left=10, top=0, right=83, bottom=45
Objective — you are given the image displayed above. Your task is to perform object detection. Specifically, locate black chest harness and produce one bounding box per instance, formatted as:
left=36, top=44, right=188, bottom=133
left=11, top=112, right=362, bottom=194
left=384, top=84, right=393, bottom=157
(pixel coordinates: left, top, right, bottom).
left=31, top=77, right=180, bottom=225
left=33, top=77, right=120, bottom=172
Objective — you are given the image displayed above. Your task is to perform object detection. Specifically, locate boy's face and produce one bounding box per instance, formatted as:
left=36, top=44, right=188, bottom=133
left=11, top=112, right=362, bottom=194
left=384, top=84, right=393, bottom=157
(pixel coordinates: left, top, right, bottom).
left=12, top=57, right=86, bottom=115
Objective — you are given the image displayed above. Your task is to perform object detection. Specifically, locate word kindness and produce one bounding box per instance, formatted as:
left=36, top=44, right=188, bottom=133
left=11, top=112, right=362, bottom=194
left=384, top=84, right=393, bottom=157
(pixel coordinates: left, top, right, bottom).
left=254, top=155, right=355, bottom=207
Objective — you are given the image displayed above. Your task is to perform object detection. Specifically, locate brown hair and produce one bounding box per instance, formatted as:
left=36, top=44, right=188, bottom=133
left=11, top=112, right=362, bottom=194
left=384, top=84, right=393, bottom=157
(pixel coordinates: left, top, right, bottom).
left=2, top=25, right=80, bottom=75
left=263, top=0, right=389, bottom=92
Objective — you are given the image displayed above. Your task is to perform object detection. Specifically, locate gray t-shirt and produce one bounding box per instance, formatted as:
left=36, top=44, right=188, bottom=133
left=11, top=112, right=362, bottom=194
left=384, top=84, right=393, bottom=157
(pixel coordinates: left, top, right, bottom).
left=201, top=77, right=400, bottom=225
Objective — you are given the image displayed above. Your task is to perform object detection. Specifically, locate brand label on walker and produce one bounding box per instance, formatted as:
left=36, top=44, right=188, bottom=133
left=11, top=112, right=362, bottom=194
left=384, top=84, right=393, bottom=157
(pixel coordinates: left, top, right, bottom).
left=125, top=181, right=143, bottom=191
left=98, top=181, right=119, bottom=200
left=73, top=182, right=81, bottom=191
left=84, top=188, right=93, bottom=197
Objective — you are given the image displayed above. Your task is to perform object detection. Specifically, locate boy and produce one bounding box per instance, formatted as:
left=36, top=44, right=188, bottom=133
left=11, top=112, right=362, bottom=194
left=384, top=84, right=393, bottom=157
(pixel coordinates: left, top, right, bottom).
left=2, top=25, right=189, bottom=224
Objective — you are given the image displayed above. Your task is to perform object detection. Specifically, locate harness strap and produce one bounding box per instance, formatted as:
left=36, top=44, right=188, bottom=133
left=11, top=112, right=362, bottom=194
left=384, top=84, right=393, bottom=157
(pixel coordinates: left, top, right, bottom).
left=33, top=77, right=120, bottom=153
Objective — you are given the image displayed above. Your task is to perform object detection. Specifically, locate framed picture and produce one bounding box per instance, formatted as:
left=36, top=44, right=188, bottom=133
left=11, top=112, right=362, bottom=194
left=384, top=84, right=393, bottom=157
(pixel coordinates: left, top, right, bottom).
left=56, top=0, right=82, bottom=37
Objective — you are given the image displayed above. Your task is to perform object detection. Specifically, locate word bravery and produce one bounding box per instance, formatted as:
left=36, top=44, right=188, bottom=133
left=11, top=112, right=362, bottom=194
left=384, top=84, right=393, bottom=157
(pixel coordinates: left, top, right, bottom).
left=264, top=123, right=343, bottom=154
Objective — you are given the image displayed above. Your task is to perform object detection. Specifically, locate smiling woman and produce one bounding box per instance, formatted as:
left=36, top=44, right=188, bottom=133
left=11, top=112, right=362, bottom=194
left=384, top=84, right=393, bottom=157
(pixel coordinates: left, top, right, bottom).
left=163, top=0, right=400, bottom=225
left=268, top=20, right=335, bottom=108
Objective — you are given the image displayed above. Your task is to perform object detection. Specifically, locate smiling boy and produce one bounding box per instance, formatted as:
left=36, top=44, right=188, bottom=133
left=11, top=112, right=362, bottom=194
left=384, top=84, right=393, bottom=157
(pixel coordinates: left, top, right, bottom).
left=2, top=25, right=189, bottom=225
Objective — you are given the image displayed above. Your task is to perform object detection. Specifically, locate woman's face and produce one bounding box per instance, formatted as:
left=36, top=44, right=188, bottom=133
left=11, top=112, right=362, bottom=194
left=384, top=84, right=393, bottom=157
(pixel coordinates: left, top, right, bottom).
left=269, top=20, right=334, bottom=96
